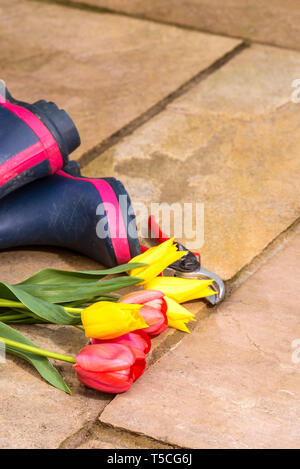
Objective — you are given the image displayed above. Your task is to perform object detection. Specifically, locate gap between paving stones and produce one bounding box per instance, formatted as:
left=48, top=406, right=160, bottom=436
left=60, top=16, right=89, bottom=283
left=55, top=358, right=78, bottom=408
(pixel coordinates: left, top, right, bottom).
left=57, top=215, right=300, bottom=448
left=59, top=421, right=178, bottom=449
left=226, top=214, right=300, bottom=296
left=77, top=41, right=248, bottom=168
left=32, top=0, right=242, bottom=41
left=32, top=0, right=300, bottom=54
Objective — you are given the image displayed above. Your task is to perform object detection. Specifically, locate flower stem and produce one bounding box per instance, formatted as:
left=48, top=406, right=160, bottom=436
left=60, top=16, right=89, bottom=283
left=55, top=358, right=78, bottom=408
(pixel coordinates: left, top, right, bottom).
left=0, top=299, right=28, bottom=309
left=0, top=314, right=29, bottom=322
left=64, top=306, right=83, bottom=314
left=0, top=298, right=83, bottom=314
left=0, top=337, right=76, bottom=364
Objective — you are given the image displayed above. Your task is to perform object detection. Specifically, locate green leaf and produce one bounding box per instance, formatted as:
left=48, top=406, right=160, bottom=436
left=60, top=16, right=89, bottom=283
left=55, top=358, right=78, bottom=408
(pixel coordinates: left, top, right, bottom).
left=0, top=322, right=71, bottom=394
left=17, top=263, right=146, bottom=286
left=61, top=294, right=118, bottom=307
left=88, top=295, right=119, bottom=303
left=0, top=283, right=79, bottom=325
left=17, top=276, right=141, bottom=304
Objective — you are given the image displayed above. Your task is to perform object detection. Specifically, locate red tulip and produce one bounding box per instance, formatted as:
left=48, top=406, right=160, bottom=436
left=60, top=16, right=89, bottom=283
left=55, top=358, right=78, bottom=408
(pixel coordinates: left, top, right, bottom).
left=91, top=330, right=151, bottom=354
left=74, top=343, right=146, bottom=393
left=120, top=290, right=168, bottom=338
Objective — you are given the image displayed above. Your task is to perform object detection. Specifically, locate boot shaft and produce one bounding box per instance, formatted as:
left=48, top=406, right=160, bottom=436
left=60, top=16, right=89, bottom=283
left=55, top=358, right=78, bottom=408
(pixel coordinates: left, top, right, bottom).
left=0, top=171, right=141, bottom=267
left=0, top=86, right=80, bottom=199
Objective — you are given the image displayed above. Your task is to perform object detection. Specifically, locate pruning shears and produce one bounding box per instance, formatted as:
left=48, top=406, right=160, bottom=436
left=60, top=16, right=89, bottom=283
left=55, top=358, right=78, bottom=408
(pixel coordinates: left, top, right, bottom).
left=146, top=216, right=225, bottom=305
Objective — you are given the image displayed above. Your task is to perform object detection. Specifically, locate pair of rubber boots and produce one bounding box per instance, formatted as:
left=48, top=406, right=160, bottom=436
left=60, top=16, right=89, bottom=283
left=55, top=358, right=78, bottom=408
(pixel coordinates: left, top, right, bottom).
left=0, top=86, right=141, bottom=267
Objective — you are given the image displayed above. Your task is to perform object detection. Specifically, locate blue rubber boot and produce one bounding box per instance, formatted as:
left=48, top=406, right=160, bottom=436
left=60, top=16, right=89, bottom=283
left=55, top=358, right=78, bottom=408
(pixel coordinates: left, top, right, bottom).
left=0, top=84, right=80, bottom=199
left=0, top=170, right=141, bottom=267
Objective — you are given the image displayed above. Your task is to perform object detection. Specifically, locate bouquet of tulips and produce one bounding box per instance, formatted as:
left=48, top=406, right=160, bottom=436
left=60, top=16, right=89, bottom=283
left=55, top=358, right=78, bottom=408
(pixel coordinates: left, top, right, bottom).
left=0, top=239, right=215, bottom=395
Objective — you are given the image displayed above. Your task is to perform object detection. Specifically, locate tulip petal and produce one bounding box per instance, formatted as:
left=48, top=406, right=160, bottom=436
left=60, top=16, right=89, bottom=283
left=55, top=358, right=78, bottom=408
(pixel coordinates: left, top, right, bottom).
left=129, top=251, right=187, bottom=285
left=74, top=366, right=133, bottom=393
left=167, top=319, right=191, bottom=333
left=81, top=301, right=148, bottom=340
left=119, top=292, right=168, bottom=339
left=145, top=299, right=164, bottom=310
left=74, top=343, right=147, bottom=393
left=75, top=344, right=136, bottom=372
left=127, top=238, right=188, bottom=284
left=140, top=305, right=164, bottom=326
left=91, top=330, right=151, bottom=354
left=165, top=296, right=196, bottom=321
left=120, top=290, right=164, bottom=304
left=129, top=346, right=147, bottom=381
left=138, top=300, right=168, bottom=338
left=164, top=296, right=195, bottom=332
left=128, top=238, right=174, bottom=265
left=144, top=277, right=215, bottom=303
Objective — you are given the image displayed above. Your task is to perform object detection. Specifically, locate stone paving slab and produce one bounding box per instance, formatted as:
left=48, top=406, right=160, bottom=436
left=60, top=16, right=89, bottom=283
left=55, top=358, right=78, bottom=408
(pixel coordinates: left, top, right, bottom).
left=0, top=0, right=240, bottom=160
left=100, top=226, right=300, bottom=449
left=0, top=248, right=102, bottom=285
left=70, top=0, right=300, bottom=51
left=0, top=248, right=114, bottom=449
left=85, top=44, right=300, bottom=281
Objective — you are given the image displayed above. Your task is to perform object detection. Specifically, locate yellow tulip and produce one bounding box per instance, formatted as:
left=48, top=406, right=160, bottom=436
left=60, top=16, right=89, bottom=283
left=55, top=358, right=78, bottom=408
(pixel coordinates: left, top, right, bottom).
left=127, top=238, right=187, bottom=284
left=81, top=301, right=148, bottom=340
left=144, top=277, right=216, bottom=303
left=167, top=318, right=192, bottom=333
left=164, top=296, right=196, bottom=333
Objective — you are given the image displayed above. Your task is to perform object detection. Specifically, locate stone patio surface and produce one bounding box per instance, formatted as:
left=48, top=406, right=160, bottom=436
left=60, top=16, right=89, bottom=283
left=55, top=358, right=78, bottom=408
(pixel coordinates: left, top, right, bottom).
left=70, top=0, right=300, bottom=51
left=0, top=0, right=239, bottom=160
left=0, top=0, right=300, bottom=449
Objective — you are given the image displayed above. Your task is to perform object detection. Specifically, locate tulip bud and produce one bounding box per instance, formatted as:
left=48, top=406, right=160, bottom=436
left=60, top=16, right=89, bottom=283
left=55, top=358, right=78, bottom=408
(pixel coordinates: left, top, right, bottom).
left=91, top=330, right=151, bottom=354
left=144, top=277, right=216, bottom=303
left=74, top=343, right=146, bottom=393
left=127, top=238, right=187, bottom=284
left=81, top=301, right=148, bottom=340
left=120, top=290, right=168, bottom=338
